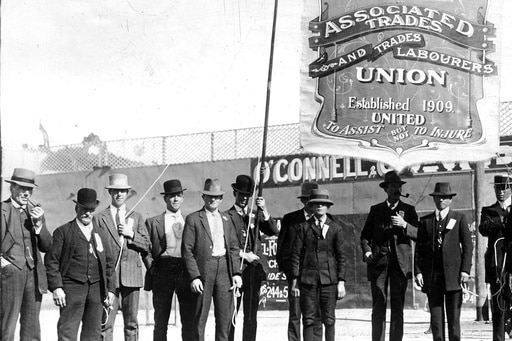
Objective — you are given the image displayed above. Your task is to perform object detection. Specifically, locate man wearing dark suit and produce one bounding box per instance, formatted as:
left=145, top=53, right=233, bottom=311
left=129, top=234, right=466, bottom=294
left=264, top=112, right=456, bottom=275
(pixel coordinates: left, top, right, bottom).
left=98, top=174, right=151, bottom=341
left=45, top=188, right=116, bottom=341
left=276, top=182, right=323, bottom=341
left=182, top=178, right=242, bottom=341
left=226, top=175, right=278, bottom=341
left=479, top=175, right=512, bottom=341
left=1, top=168, right=52, bottom=341
left=360, top=170, right=419, bottom=341
left=415, top=182, right=473, bottom=341
left=144, top=179, right=197, bottom=341
left=290, top=189, right=346, bottom=341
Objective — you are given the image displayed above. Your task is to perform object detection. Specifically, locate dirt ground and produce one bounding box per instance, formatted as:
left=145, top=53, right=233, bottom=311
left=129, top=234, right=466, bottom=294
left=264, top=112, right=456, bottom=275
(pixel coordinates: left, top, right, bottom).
left=14, top=294, right=495, bottom=340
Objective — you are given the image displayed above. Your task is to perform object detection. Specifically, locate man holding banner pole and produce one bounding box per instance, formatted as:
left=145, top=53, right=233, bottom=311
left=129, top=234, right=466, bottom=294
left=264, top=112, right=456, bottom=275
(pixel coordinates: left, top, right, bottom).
left=226, top=174, right=278, bottom=341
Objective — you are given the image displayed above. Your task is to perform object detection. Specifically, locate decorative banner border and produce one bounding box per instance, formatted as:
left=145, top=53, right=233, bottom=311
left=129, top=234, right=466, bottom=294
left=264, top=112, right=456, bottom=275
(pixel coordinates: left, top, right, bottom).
left=300, top=0, right=502, bottom=170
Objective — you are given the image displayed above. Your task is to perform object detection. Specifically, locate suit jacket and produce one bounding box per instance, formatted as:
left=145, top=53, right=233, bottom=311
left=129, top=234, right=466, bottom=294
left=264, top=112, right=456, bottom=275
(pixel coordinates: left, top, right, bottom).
left=224, top=206, right=278, bottom=267
left=96, top=207, right=150, bottom=288
left=360, top=200, right=418, bottom=281
left=1, top=199, right=52, bottom=294
left=143, top=212, right=188, bottom=290
left=182, top=208, right=241, bottom=284
left=415, top=210, right=473, bottom=293
left=479, top=202, right=507, bottom=283
left=290, top=216, right=346, bottom=285
left=45, top=219, right=116, bottom=296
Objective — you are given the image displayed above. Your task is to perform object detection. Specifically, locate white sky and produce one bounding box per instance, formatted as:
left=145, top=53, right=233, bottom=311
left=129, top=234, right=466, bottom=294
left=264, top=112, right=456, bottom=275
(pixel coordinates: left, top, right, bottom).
left=1, top=0, right=511, bottom=149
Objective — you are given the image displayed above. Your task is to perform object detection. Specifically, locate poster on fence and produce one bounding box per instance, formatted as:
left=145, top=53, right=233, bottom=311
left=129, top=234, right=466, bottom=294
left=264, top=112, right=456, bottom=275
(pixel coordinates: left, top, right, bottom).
left=300, top=0, right=502, bottom=170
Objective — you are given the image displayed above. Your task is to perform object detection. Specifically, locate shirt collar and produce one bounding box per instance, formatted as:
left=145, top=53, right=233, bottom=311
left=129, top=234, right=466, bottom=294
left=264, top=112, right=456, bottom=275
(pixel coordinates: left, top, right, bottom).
left=315, top=215, right=327, bottom=226
left=303, top=209, right=314, bottom=221
left=386, top=200, right=399, bottom=210
left=110, top=204, right=126, bottom=213
left=76, top=217, right=92, bottom=229
left=11, top=199, right=25, bottom=210
left=234, top=204, right=247, bottom=216
left=435, top=207, right=450, bottom=220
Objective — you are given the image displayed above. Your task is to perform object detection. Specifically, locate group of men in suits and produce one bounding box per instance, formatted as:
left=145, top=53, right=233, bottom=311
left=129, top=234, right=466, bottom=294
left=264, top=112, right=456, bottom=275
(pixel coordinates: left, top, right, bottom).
left=361, top=171, right=474, bottom=341
left=4, top=166, right=511, bottom=341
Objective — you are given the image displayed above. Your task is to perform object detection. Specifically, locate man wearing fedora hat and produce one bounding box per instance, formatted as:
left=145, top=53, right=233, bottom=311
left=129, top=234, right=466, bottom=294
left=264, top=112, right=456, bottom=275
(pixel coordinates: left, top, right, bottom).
left=290, top=189, right=346, bottom=341
left=479, top=175, right=512, bottom=341
left=225, top=174, right=278, bottom=341
left=144, top=179, right=197, bottom=341
left=415, top=182, right=473, bottom=341
left=277, top=182, right=323, bottom=341
left=182, top=178, right=242, bottom=341
left=360, top=170, right=419, bottom=341
left=45, top=188, right=116, bottom=340
left=1, top=168, right=52, bottom=341
left=97, top=173, right=150, bottom=341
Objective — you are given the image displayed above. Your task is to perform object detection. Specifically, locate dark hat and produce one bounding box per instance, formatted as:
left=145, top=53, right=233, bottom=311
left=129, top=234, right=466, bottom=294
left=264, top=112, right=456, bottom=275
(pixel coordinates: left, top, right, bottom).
left=493, top=175, right=512, bottom=187
left=73, top=188, right=100, bottom=209
left=308, top=189, right=334, bottom=205
left=429, top=182, right=457, bottom=197
left=105, top=173, right=132, bottom=190
left=298, top=182, right=319, bottom=199
left=5, top=168, right=38, bottom=188
left=231, top=175, right=255, bottom=195
left=202, top=178, right=225, bottom=196
left=379, top=171, right=406, bottom=189
left=161, top=179, right=186, bottom=195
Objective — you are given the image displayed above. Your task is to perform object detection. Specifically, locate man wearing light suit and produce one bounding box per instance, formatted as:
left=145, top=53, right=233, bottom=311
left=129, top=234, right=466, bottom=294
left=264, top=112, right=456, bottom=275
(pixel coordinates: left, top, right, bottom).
left=1, top=168, right=52, bottom=341
left=415, top=182, right=473, bottom=341
left=98, top=174, right=151, bottom=341
left=182, top=178, right=242, bottom=341
left=360, top=170, right=419, bottom=341
left=144, top=179, right=197, bottom=341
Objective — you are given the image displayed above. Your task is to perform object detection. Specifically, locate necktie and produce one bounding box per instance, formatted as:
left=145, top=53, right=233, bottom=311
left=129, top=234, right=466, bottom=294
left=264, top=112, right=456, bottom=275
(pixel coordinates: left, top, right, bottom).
left=115, top=208, right=121, bottom=227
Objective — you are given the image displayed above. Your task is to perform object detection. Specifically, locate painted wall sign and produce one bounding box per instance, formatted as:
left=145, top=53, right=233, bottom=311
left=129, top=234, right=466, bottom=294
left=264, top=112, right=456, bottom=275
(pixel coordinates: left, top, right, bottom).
left=300, top=0, right=501, bottom=170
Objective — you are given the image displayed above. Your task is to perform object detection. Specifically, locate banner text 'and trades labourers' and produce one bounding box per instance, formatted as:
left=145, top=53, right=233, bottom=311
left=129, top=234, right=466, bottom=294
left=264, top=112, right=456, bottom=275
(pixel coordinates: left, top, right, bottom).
left=300, top=1, right=501, bottom=170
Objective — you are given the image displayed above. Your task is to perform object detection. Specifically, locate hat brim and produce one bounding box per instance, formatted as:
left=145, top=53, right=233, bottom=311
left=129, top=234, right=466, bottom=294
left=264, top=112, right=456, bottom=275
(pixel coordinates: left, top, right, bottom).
left=5, top=179, right=38, bottom=188
left=202, top=190, right=226, bottom=196
left=379, top=180, right=406, bottom=189
left=429, top=192, right=457, bottom=197
left=105, top=185, right=132, bottom=190
left=308, top=198, right=334, bottom=205
left=161, top=188, right=186, bottom=195
left=73, top=199, right=100, bottom=209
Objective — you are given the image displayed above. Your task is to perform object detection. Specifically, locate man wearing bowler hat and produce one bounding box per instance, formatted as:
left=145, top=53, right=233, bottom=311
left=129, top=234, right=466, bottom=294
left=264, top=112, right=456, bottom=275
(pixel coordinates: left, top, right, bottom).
left=226, top=174, right=278, bottom=341
left=277, top=182, right=323, bottom=341
left=360, top=170, right=419, bottom=341
left=144, top=179, right=197, bottom=341
left=45, top=188, right=116, bottom=340
left=97, top=173, right=150, bottom=341
left=290, top=189, right=346, bottom=341
left=415, top=182, right=473, bottom=341
left=479, top=175, right=512, bottom=341
left=1, top=168, right=52, bottom=341
left=182, top=178, right=242, bottom=341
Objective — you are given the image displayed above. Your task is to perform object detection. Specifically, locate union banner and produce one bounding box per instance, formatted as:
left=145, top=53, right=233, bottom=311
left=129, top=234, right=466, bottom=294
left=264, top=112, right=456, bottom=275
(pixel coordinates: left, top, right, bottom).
left=300, top=0, right=502, bottom=170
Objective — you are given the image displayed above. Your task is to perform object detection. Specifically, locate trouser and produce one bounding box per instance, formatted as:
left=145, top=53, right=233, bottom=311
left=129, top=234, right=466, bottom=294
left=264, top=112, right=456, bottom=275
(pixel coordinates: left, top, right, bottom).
left=490, top=280, right=512, bottom=341
left=228, top=264, right=266, bottom=341
left=151, top=257, right=198, bottom=341
left=427, top=274, right=462, bottom=341
left=370, top=258, right=408, bottom=341
left=300, top=282, right=337, bottom=341
left=0, top=263, right=42, bottom=341
left=102, top=286, right=140, bottom=341
left=58, top=279, right=103, bottom=341
left=286, top=278, right=323, bottom=341
left=196, top=256, right=234, bottom=341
